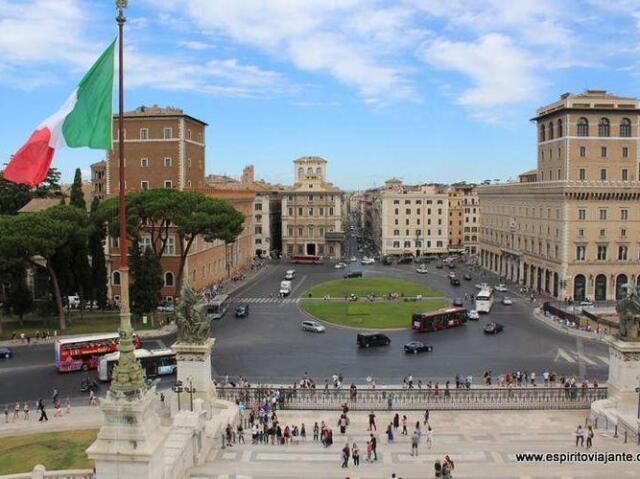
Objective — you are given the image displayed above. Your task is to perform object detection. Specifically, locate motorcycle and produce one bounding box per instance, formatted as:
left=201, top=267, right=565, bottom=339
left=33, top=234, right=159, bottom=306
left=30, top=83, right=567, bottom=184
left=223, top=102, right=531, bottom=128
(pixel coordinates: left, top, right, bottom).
left=80, top=376, right=99, bottom=393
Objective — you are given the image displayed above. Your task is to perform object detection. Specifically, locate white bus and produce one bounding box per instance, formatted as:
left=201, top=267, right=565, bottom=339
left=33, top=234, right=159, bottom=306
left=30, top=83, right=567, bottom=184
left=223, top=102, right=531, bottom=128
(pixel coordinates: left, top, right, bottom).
left=98, top=347, right=177, bottom=382
left=475, top=286, right=494, bottom=313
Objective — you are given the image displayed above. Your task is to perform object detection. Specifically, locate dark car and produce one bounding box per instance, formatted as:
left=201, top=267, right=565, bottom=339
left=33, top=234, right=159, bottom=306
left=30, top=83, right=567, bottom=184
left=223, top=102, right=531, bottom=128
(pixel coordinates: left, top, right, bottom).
left=463, top=273, right=472, bottom=281
left=447, top=263, right=456, bottom=269
left=0, top=346, right=12, bottom=359
left=397, top=256, right=413, bottom=264
left=404, top=341, right=433, bottom=354
left=357, top=333, right=391, bottom=348
left=483, top=322, right=504, bottom=334
left=453, top=297, right=464, bottom=307
left=382, top=255, right=394, bottom=265
left=235, top=304, right=250, bottom=318
left=449, top=277, right=461, bottom=286
left=344, top=271, right=363, bottom=279
left=435, top=262, right=444, bottom=269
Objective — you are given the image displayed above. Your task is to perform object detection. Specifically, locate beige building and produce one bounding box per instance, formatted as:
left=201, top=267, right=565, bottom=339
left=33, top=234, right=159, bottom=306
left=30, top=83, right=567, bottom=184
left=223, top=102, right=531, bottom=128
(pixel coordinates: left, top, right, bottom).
left=447, top=184, right=479, bottom=255
left=370, top=179, right=449, bottom=257
left=479, top=90, right=640, bottom=301
left=281, top=157, right=344, bottom=259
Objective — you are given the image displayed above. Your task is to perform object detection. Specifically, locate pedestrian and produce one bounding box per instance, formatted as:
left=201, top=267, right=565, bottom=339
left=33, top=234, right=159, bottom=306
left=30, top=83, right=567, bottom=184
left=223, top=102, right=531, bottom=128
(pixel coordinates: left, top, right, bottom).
left=575, top=425, right=585, bottom=447
left=434, top=459, right=442, bottom=478
left=237, top=423, right=245, bottom=444
left=402, top=415, right=408, bottom=435
left=341, top=442, right=350, bottom=468
left=366, top=440, right=372, bottom=462
left=352, top=442, right=360, bottom=466
left=313, top=422, right=319, bottom=441
left=37, top=399, right=48, bottom=422
left=13, top=401, right=20, bottom=421
left=89, top=390, right=98, bottom=406
left=370, top=433, right=378, bottom=461
left=3, top=405, right=8, bottom=423
left=424, top=408, right=430, bottom=425
left=23, top=402, right=30, bottom=420
left=368, top=410, right=376, bottom=431
left=301, top=423, right=306, bottom=441
left=54, top=400, right=62, bottom=417
left=426, top=425, right=433, bottom=448
left=52, top=388, right=59, bottom=404
left=411, top=430, right=419, bottom=456
left=443, top=455, right=455, bottom=478
left=65, top=397, right=71, bottom=415
left=393, top=413, right=400, bottom=431
left=586, top=426, right=594, bottom=449
left=225, top=423, right=234, bottom=447
left=386, top=422, right=394, bottom=443
left=159, top=392, right=165, bottom=407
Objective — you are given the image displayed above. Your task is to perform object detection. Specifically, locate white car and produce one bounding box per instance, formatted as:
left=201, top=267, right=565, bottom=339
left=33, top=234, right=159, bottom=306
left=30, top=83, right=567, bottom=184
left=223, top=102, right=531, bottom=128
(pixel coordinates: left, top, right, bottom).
left=335, top=262, right=347, bottom=269
left=495, top=284, right=508, bottom=292
left=301, top=320, right=326, bottom=333
left=501, top=297, right=513, bottom=305
left=448, top=271, right=456, bottom=279
left=361, top=257, right=375, bottom=265
left=350, top=256, right=358, bottom=262
left=284, top=269, right=296, bottom=280
left=467, top=310, right=480, bottom=320
left=475, top=283, right=488, bottom=290
left=416, top=265, right=428, bottom=274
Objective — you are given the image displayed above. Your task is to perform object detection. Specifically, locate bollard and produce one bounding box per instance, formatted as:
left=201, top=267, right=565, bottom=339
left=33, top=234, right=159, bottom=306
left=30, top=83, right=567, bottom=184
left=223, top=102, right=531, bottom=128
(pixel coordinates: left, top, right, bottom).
left=594, top=417, right=598, bottom=429
left=221, top=433, right=226, bottom=449
left=624, top=431, right=628, bottom=443
left=614, top=425, right=618, bottom=438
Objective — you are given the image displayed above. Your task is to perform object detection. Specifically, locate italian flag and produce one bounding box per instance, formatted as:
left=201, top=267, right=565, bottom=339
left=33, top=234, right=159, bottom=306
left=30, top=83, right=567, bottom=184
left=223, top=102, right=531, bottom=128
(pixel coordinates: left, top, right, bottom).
left=4, top=40, right=116, bottom=186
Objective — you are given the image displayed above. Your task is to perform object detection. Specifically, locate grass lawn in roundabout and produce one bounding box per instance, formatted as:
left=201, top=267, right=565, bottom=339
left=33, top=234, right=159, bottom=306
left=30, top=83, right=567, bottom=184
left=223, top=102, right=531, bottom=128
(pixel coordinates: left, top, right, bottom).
left=301, top=277, right=448, bottom=329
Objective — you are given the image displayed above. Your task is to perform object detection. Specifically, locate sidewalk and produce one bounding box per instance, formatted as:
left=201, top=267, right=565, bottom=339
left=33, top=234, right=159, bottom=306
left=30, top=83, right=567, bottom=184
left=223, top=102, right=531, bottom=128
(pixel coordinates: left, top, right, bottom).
left=532, top=307, right=609, bottom=343
left=0, top=405, right=104, bottom=438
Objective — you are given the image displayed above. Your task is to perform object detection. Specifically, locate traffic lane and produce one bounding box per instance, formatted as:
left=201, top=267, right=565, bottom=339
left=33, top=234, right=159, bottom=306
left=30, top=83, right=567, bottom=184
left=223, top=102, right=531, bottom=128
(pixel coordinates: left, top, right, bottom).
left=0, top=343, right=54, bottom=369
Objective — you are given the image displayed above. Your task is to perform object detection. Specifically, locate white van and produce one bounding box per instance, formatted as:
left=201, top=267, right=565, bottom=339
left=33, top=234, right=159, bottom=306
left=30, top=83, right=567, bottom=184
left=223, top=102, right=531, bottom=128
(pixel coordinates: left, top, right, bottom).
left=284, top=269, right=296, bottom=280
left=280, top=280, right=292, bottom=297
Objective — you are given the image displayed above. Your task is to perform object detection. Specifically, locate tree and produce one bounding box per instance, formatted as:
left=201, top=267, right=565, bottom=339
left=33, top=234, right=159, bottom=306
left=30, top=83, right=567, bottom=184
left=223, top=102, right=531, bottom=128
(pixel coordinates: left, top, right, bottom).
left=0, top=205, right=87, bottom=330
left=129, top=242, right=163, bottom=318
left=88, top=197, right=108, bottom=309
left=7, top=267, right=33, bottom=322
left=0, top=172, right=32, bottom=215
left=33, top=168, right=63, bottom=199
left=69, top=168, right=86, bottom=210
left=97, top=189, right=244, bottom=295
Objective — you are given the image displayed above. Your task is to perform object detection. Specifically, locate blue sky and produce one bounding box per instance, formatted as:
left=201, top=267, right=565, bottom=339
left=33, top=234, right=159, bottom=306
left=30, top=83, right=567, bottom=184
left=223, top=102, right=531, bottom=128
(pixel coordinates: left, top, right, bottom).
left=1, top=0, right=639, bottom=190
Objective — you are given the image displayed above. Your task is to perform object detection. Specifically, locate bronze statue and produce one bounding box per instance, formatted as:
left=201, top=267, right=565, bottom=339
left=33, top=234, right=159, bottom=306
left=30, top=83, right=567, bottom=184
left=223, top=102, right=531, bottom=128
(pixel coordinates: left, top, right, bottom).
left=175, top=285, right=211, bottom=344
left=616, top=283, right=640, bottom=340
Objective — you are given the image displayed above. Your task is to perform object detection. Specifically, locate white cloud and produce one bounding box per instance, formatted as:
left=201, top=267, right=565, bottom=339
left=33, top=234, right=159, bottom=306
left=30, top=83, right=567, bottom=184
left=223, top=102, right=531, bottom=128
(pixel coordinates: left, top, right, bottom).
left=420, top=33, right=542, bottom=109
left=179, top=40, right=214, bottom=50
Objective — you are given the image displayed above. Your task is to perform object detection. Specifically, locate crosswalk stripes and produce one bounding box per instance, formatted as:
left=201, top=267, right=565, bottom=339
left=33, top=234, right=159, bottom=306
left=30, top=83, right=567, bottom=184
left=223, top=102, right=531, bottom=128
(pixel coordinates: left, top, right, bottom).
left=555, top=348, right=576, bottom=363
left=231, top=297, right=300, bottom=305
left=554, top=348, right=608, bottom=366
left=597, top=355, right=609, bottom=365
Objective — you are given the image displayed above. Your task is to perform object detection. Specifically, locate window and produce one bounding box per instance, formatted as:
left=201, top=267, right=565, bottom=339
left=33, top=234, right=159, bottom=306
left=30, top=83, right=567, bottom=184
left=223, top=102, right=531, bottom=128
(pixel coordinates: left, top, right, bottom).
left=621, top=209, right=629, bottom=220
left=112, top=271, right=121, bottom=285
left=601, top=146, right=607, bottom=158
left=405, top=219, right=410, bottom=226
left=548, top=121, right=554, bottom=140
left=140, top=180, right=149, bottom=190
left=540, top=124, right=546, bottom=142
left=623, top=147, right=629, bottom=158
left=577, top=117, right=589, bottom=136
left=163, top=127, right=173, bottom=139
left=393, top=200, right=400, bottom=205
left=620, top=118, right=631, bottom=137
left=166, top=236, right=176, bottom=255
left=579, top=146, right=586, bottom=157
left=578, top=209, right=586, bottom=220
left=288, top=207, right=293, bottom=216
left=619, top=246, right=628, bottom=261
left=405, top=200, right=411, bottom=205
left=600, top=168, right=608, bottom=180
left=598, top=118, right=610, bottom=137
left=110, top=236, right=119, bottom=249
left=393, top=241, right=400, bottom=248
left=579, top=168, right=586, bottom=180
left=164, top=272, right=174, bottom=287
left=254, top=225, right=262, bottom=235
left=600, top=228, right=606, bottom=237
left=164, top=157, right=173, bottom=167
left=394, top=208, right=399, bottom=215
left=622, top=168, right=629, bottom=181
left=597, top=245, right=607, bottom=260
left=140, top=158, right=148, bottom=167
left=139, top=128, right=149, bottom=140
left=393, top=229, right=400, bottom=236
left=578, top=228, right=584, bottom=237
left=288, top=226, right=293, bottom=236
left=164, top=180, right=173, bottom=189
left=405, top=208, right=411, bottom=215
left=599, top=209, right=608, bottom=220
left=255, top=202, right=263, bottom=211
left=557, top=118, right=563, bottom=137
left=404, top=241, right=411, bottom=248
left=186, top=129, right=192, bottom=140
left=308, top=208, right=313, bottom=216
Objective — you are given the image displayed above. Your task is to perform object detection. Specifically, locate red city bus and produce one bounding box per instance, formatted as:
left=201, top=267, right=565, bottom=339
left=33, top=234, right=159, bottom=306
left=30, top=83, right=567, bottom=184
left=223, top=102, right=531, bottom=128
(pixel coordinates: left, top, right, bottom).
left=54, top=332, right=142, bottom=372
left=291, top=254, right=322, bottom=264
left=412, top=307, right=468, bottom=333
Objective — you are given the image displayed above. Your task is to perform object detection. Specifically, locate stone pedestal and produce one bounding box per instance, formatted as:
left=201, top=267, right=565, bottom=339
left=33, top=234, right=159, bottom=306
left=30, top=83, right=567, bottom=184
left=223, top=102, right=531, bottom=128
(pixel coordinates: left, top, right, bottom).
left=591, top=336, right=640, bottom=434
left=172, top=339, right=217, bottom=417
left=86, top=387, right=169, bottom=479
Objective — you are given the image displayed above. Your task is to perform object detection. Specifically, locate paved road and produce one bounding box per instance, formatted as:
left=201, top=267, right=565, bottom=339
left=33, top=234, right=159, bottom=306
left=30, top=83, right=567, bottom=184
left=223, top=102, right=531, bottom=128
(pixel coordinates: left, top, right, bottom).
left=0, top=258, right=609, bottom=405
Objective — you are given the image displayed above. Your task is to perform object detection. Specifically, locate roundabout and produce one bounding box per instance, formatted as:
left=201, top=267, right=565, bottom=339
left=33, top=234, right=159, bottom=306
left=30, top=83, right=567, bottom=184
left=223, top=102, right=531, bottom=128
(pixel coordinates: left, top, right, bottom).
left=300, top=277, right=448, bottom=329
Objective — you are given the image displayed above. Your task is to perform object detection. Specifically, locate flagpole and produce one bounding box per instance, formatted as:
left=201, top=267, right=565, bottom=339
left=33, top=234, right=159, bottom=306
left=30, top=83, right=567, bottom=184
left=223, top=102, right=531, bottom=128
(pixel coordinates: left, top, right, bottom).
left=110, top=0, right=145, bottom=397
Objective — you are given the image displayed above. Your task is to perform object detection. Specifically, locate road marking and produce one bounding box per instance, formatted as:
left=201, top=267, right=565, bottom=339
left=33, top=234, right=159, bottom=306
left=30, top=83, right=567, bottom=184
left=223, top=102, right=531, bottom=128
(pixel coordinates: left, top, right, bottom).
left=576, top=352, right=597, bottom=366
left=555, top=348, right=576, bottom=363
left=597, top=355, right=609, bottom=365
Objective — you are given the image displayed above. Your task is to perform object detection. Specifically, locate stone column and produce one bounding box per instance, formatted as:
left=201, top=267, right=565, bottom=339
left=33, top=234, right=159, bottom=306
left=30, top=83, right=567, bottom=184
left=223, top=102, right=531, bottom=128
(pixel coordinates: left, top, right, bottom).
left=172, top=338, right=217, bottom=417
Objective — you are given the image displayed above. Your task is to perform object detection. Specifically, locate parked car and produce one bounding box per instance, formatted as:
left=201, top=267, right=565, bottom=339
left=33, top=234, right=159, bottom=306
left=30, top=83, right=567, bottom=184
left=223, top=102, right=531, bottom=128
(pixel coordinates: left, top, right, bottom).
left=344, top=271, right=363, bottom=279
left=284, top=269, right=296, bottom=280
left=403, top=341, right=433, bottom=354
left=397, top=256, right=413, bottom=264
left=495, top=284, right=508, bottom=292
left=453, top=297, right=464, bottom=307
left=463, top=273, right=472, bottom=281
left=361, top=257, right=375, bottom=265
left=382, top=256, right=394, bottom=266
left=450, top=277, right=461, bottom=286
left=435, top=262, right=444, bottom=269
left=484, top=322, right=504, bottom=334
left=335, top=262, right=347, bottom=269
left=448, top=271, right=456, bottom=278
left=302, top=320, right=326, bottom=333
left=350, top=256, right=358, bottom=262
left=501, top=297, right=513, bottom=305
left=416, top=265, right=429, bottom=274
left=357, top=333, right=391, bottom=348
left=235, top=304, right=250, bottom=318
left=0, top=347, right=12, bottom=359
left=475, top=283, right=488, bottom=290
left=157, top=302, right=174, bottom=313
left=467, top=310, right=480, bottom=321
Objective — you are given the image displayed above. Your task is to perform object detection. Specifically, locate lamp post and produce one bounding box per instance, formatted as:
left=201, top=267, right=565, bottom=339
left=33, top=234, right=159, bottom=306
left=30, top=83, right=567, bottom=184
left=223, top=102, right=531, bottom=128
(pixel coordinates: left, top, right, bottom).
left=184, top=378, right=197, bottom=412
left=172, top=380, right=184, bottom=411
left=109, top=0, right=145, bottom=398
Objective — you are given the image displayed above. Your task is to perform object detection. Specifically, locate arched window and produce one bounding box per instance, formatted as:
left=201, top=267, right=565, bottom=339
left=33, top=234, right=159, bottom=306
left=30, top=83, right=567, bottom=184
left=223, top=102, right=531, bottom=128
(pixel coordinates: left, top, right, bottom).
left=620, top=118, right=631, bottom=137
left=573, top=274, right=586, bottom=301
left=112, top=271, right=121, bottom=285
left=557, top=119, right=563, bottom=137
left=616, top=274, right=628, bottom=300
left=297, top=167, right=303, bottom=178
left=577, top=118, right=589, bottom=137
left=307, top=167, right=313, bottom=175
left=316, top=167, right=321, bottom=175
left=598, top=118, right=610, bottom=137
left=595, top=274, right=607, bottom=301
left=540, top=124, right=546, bottom=142
left=548, top=121, right=554, bottom=140
left=164, top=271, right=174, bottom=287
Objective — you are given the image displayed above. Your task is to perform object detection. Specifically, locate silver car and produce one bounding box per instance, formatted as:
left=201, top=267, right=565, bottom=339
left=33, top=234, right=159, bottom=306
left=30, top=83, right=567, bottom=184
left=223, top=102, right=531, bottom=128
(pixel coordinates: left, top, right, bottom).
left=302, top=320, right=326, bottom=333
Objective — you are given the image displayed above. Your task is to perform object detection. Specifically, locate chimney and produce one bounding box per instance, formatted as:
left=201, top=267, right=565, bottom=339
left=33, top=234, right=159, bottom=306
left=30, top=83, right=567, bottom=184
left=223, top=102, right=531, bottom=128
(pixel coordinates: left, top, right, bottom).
left=241, top=165, right=255, bottom=184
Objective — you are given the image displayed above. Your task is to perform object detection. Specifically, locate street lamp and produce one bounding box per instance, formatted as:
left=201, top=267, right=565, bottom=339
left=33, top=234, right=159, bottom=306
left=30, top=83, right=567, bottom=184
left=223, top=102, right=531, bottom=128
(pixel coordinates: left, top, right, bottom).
left=184, top=378, right=197, bottom=412
left=172, top=380, right=184, bottom=411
